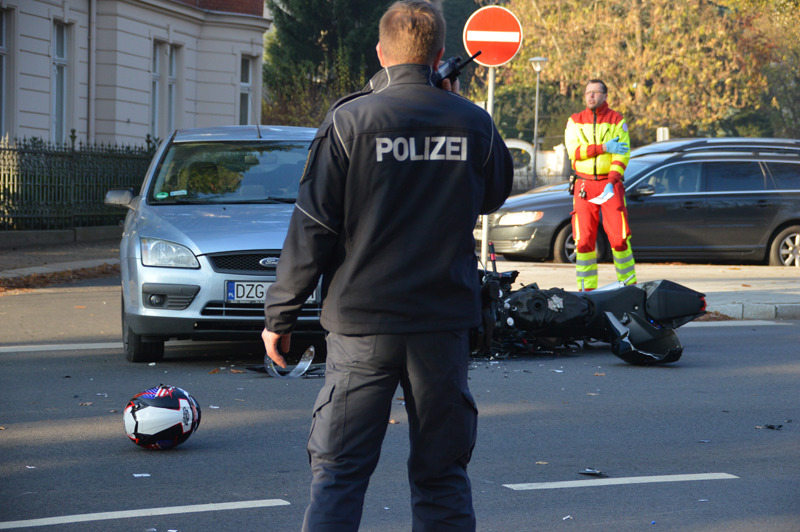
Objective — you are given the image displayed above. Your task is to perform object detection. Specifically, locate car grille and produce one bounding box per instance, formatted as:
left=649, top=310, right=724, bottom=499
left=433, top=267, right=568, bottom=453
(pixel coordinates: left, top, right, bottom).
left=200, top=301, right=321, bottom=319
left=201, top=301, right=266, bottom=317
left=206, top=251, right=280, bottom=275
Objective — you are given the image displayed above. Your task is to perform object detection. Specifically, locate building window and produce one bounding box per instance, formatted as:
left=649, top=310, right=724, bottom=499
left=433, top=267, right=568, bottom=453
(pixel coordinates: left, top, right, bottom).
left=167, top=45, right=176, bottom=132
left=239, top=56, right=252, bottom=125
left=150, top=41, right=160, bottom=138
left=52, top=21, right=68, bottom=144
left=0, top=10, right=7, bottom=135
left=152, top=42, right=180, bottom=138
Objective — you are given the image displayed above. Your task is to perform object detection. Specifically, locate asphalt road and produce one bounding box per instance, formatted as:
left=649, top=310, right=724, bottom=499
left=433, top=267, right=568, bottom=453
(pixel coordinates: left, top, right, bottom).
left=1, top=281, right=799, bottom=531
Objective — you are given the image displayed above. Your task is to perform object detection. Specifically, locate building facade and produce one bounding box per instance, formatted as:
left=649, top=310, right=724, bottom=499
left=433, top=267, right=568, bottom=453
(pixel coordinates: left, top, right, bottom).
left=0, top=0, right=270, bottom=146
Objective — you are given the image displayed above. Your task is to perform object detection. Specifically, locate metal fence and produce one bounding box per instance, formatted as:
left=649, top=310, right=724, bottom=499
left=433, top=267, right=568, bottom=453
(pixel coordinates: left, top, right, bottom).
left=0, top=132, right=156, bottom=231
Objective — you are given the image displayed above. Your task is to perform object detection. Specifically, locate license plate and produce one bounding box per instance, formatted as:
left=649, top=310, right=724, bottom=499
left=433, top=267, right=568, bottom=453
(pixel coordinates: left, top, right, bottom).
left=225, top=281, right=316, bottom=304
left=226, top=281, right=270, bottom=303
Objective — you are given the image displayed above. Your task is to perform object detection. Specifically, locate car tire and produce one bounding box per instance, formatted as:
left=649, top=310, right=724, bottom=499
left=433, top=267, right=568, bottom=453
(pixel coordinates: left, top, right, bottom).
left=553, top=224, right=609, bottom=264
left=122, top=299, right=165, bottom=363
left=768, top=225, right=800, bottom=267
left=553, top=224, right=576, bottom=263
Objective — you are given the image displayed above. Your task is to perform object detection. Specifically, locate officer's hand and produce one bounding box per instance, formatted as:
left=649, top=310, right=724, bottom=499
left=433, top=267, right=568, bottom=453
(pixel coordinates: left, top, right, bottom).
left=441, top=77, right=460, bottom=95
left=604, top=136, right=629, bottom=155
left=262, top=328, right=291, bottom=368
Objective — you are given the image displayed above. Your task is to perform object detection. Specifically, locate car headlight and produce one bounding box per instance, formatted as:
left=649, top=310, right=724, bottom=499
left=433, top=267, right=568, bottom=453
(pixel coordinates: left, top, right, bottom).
left=497, top=211, right=544, bottom=226
left=140, top=238, right=200, bottom=268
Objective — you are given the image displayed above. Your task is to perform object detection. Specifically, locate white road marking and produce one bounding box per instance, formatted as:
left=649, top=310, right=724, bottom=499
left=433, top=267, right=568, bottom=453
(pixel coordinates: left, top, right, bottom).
left=0, top=499, right=290, bottom=530
left=466, top=30, right=520, bottom=43
left=0, top=342, right=122, bottom=353
left=504, top=472, right=738, bottom=491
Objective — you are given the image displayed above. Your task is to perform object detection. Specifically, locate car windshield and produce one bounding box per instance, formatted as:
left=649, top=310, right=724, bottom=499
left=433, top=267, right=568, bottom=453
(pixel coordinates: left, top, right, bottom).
left=148, top=141, right=309, bottom=204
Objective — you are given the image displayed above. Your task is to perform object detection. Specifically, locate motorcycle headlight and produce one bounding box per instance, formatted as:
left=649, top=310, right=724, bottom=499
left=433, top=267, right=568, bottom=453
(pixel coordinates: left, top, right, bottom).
left=497, top=211, right=544, bottom=226
left=140, top=238, right=200, bottom=268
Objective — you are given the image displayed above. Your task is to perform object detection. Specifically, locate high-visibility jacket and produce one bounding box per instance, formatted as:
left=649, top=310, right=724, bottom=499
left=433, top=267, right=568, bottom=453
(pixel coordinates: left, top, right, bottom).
left=565, top=101, right=630, bottom=184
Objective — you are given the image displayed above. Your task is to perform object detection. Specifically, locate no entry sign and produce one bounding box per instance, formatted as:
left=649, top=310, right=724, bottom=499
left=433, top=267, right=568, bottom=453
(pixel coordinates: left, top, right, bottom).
left=462, top=6, right=523, bottom=68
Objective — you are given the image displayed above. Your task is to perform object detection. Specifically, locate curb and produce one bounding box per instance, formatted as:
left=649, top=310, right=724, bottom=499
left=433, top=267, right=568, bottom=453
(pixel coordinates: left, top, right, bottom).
left=0, top=226, right=122, bottom=249
left=0, top=259, right=120, bottom=280
left=707, top=302, right=800, bottom=320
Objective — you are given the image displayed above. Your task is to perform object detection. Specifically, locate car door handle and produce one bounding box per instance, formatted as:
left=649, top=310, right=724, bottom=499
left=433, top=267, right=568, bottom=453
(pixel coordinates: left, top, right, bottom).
left=680, top=201, right=701, bottom=209
left=757, top=199, right=770, bottom=208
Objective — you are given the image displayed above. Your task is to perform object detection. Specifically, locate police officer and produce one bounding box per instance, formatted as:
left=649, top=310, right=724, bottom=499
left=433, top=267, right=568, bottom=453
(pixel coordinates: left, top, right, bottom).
left=565, top=79, right=636, bottom=290
left=261, top=1, right=513, bottom=530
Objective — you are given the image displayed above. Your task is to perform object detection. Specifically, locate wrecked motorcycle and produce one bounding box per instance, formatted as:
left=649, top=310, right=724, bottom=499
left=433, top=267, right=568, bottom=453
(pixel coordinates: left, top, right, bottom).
left=473, top=263, right=707, bottom=365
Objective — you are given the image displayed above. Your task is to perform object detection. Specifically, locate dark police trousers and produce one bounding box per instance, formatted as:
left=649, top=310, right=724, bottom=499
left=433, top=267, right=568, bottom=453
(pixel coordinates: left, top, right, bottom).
left=301, top=329, right=478, bottom=532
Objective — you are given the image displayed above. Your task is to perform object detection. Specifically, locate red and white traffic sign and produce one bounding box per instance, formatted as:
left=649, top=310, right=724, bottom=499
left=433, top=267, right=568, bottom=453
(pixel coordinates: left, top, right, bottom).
left=462, top=6, right=523, bottom=68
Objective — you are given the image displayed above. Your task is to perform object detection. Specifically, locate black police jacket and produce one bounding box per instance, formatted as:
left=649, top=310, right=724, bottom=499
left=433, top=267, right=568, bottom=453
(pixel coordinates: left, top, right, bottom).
left=265, top=64, right=513, bottom=335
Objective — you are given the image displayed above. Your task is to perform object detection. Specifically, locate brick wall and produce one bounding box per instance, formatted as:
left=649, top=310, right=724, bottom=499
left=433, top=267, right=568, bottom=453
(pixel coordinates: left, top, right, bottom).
left=171, top=0, right=263, bottom=17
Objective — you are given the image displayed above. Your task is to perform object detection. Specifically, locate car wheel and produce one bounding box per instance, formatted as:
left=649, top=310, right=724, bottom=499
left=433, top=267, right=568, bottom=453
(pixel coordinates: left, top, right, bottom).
left=553, top=224, right=576, bottom=263
left=122, top=299, right=165, bottom=363
left=768, top=225, right=800, bottom=267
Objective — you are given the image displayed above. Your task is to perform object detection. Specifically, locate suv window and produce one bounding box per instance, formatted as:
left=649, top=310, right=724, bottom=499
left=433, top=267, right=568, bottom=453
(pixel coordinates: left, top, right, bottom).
left=764, top=162, right=800, bottom=191
left=641, top=162, right=701, bottom=194
left=704, top=161, right=766, bottom=192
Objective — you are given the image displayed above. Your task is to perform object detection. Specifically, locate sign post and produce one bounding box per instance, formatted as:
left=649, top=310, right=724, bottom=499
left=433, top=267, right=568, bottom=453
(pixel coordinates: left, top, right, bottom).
left=463, top=6, right=523, bottom=267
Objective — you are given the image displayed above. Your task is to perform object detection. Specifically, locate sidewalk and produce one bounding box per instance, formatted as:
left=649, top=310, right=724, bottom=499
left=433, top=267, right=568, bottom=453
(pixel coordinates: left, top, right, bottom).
left=1, top=238, right=798, bottom=319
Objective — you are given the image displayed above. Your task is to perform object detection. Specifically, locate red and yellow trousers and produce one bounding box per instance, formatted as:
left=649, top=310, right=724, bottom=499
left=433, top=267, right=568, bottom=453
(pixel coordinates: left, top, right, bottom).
left=571, top=178, right=636, bottom=290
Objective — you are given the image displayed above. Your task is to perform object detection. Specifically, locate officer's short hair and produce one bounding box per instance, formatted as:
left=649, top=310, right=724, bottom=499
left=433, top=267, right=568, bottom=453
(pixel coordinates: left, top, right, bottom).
left=586, top=79, right=608, bottom=94
left=379, top=1, right=446, bottom=65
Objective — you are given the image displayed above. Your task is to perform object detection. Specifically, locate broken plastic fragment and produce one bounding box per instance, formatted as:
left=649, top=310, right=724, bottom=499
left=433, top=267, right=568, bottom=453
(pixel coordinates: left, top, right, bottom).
left=579, top=468, right=604, bottom=476
left=265, top=346, right=315, bottom=379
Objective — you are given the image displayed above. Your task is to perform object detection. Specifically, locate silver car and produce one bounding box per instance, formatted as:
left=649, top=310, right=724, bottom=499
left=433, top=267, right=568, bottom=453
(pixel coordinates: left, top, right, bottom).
left=105, top=125, right=321, bottom=362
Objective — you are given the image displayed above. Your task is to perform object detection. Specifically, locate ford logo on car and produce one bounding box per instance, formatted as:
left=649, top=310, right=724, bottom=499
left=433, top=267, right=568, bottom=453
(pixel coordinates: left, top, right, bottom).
left=259, top=257, right=279, bottom=268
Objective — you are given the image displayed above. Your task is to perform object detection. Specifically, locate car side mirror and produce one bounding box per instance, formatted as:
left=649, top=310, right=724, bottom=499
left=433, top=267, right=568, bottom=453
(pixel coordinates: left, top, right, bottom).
left=105, top=188, right=136, bottom=209
left=630, top=184, right=655, bottom=198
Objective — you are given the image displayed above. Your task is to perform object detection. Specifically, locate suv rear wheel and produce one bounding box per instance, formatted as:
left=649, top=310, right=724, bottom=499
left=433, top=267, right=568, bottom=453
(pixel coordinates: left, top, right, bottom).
left=122, top=299, right=165, bottom=363
left=769, top=225, right=800, bottom=267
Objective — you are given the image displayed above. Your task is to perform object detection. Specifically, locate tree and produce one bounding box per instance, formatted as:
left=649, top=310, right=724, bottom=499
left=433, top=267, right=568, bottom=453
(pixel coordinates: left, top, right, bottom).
left=263, top=0, right=392, bottom=126
left=262, top=0, right=485, bottom=126
left=715, top=0, right=800, bottom=137
left=478, top=0, right=772, bottom=145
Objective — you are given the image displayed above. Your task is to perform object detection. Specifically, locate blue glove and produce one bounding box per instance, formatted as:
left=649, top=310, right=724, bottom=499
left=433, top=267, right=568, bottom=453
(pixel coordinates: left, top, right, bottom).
left=604, top=137, right=629, bottom=155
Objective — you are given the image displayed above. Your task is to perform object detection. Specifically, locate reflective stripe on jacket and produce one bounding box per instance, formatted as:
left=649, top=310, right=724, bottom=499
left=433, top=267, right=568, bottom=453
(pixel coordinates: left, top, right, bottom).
left=565, top=101, right=630, bottom=184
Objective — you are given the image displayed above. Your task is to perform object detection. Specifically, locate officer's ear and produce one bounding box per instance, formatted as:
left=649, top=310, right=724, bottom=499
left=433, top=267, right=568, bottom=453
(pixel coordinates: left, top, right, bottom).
left=376, top=42, right=390, bottom=67
left=432, top=47, right=445, bottom=69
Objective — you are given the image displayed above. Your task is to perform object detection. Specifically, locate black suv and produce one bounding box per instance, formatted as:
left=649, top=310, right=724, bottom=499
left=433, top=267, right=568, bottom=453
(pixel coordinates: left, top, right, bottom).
left=477, top=138, right=800, bottom=267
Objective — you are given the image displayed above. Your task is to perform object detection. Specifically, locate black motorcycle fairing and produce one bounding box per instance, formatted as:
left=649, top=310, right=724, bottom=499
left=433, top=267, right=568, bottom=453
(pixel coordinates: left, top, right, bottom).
left=641, top=279, right=707, bottom=329
left=604, top=311, right=684, bottom=365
